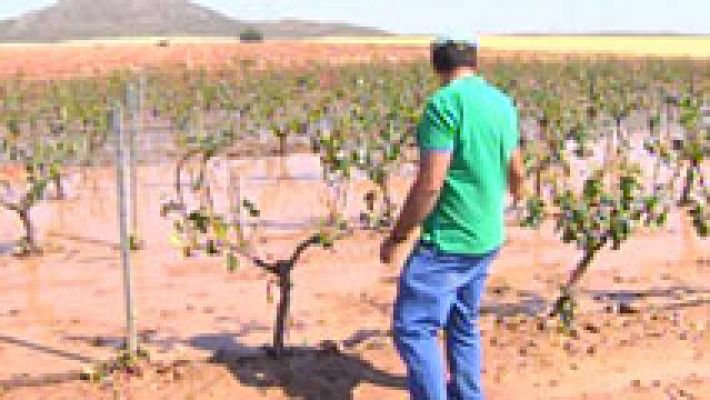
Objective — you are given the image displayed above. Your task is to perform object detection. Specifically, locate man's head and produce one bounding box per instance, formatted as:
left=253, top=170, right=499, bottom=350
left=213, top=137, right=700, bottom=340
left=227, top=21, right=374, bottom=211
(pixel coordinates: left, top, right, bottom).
left=431, top=35, right=478, bottom=84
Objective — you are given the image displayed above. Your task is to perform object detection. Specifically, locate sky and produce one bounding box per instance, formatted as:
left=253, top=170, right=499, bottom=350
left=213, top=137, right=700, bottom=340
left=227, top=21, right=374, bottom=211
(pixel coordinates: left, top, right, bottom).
left=0, top=0, right=708, bottom=35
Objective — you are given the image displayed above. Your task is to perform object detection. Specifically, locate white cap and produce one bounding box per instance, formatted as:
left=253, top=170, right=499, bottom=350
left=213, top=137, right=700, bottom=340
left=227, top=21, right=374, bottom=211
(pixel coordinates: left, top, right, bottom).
left=433, top=31, right=479, bottom=48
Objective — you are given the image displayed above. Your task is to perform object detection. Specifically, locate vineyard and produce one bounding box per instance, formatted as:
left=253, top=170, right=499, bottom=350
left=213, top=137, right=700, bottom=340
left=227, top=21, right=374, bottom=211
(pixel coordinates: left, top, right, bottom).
left=0, top=50, right=708, bottom=399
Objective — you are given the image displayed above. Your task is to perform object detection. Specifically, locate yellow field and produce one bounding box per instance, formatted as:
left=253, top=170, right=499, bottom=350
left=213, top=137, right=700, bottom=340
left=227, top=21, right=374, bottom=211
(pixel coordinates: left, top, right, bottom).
left=1, top=35, right=708, bottom=59
left=483, top=36, right=710, bottom=58
left=310, top=35, right=710, bottom=58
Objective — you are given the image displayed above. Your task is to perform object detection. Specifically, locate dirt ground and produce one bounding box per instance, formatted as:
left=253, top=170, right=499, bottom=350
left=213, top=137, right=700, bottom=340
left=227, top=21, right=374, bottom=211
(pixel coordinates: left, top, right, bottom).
left=6, top=38, right=706, bottom=81
left=0, top=156, right=707, bottom=399
left=0, top=41, right=429, bottom=79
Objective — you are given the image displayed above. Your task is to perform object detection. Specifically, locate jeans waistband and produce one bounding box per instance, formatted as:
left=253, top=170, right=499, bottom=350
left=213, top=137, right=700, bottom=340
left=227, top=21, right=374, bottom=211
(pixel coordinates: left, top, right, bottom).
left=417, top=240, right=500, bottom=259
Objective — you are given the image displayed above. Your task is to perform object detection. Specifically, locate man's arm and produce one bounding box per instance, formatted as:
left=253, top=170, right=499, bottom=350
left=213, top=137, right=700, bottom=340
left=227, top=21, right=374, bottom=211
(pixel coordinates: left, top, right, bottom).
left=508, top=148, right=525, bottom=204
left=380, top=151, right=451, bottom=263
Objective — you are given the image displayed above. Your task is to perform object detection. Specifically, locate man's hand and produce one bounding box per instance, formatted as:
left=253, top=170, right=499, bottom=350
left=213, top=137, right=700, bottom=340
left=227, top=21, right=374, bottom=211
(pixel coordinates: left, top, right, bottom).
left=379, top=235, right=405, bottom=264
left=379, top=237, right=397, bottom=264
left=380, top=151, right=451, bottom=265
left=508, top=148, right=526, bottom=203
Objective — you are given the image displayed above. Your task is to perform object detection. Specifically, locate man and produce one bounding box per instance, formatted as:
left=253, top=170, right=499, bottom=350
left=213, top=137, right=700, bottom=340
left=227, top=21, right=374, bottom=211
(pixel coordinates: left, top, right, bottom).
left=380, top=34, right=525, bottom=400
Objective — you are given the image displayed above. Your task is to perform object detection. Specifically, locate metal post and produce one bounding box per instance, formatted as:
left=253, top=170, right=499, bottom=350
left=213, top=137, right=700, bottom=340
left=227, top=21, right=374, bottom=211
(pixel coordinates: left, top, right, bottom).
left=127, top=83, right=139, bottom=246
left=139, top=74, right=148, bottom=159
left=229, top=168, right=245, bottom=242
left=112, top=103, right=138, bottom=357
left=238, top=174, right=245, bottom=231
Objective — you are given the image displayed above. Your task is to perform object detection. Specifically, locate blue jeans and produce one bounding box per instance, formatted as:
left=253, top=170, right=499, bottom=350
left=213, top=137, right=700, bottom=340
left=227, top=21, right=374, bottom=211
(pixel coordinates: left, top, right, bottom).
left=393, top=242, right=498, bottom=400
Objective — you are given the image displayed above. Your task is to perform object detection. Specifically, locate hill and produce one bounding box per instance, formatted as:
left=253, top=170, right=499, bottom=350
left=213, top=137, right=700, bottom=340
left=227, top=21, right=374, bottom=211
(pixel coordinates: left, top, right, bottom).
left=0, top=0, right=387, bottom=43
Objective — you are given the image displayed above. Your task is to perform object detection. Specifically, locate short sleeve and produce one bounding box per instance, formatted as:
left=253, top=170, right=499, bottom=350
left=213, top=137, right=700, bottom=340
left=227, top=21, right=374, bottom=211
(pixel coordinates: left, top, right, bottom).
left=416, top=95, right=459, bottom=152
left=502, top=104, right=520, bottom=160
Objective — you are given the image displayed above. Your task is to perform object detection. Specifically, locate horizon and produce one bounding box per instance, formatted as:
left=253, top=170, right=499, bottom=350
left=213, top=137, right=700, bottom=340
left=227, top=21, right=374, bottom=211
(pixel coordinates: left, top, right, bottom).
left=0, top=0, right=708, bottom=36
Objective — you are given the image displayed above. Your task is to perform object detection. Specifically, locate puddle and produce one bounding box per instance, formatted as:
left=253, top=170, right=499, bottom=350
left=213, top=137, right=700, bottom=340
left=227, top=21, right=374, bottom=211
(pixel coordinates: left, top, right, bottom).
left=0, top=242, right=16, bottom=256
left=481, top=291, right=547, bottom=317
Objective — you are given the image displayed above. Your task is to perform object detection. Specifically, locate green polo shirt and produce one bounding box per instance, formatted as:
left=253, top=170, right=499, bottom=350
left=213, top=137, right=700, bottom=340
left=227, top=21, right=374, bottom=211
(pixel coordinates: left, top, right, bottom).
left=417, top=75, right=519, bottom=255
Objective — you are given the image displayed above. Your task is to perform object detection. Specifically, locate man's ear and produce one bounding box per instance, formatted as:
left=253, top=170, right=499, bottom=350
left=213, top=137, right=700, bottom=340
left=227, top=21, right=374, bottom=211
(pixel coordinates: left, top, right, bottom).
left=418, top=151, right=452, bottom=192
left=437, top=71, right=452, bottom=86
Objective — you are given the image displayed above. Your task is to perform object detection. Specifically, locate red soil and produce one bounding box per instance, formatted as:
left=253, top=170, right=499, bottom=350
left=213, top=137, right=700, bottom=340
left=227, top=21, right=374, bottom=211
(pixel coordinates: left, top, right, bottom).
left=0, top=42, right=429, bottom=80
left=0, top=159, right=707, bottom=399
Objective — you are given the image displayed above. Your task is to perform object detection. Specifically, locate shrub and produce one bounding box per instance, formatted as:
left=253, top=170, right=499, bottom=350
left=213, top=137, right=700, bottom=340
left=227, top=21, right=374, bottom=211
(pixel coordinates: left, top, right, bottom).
left=239, top=28, right=264, bottom=43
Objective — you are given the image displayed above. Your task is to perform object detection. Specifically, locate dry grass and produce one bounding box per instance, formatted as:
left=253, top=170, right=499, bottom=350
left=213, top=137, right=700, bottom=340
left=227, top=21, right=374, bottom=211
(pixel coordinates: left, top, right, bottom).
left=482, top=36, right=710, bottom=58
left=308, top=35, right=710, bottom=58
left=2, top=35, right=707, bottom=58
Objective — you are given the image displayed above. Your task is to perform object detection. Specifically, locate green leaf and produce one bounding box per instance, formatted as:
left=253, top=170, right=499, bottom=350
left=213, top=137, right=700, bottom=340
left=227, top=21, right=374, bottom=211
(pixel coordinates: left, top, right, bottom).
left=168, top=232, right=183, bottom=247
left=226, top=252, right=239, bottom=272
left=206, top=239, right=219, bottom=255
left=213, top=220, right=228, bottom=240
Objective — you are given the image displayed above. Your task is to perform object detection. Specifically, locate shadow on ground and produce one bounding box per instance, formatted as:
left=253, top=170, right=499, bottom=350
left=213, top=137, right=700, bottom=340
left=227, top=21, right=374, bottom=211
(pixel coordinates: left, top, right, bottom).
left=64, top=320, right=271, bottom=354
left=585, top=286, right=710, bottom=302
left=190, top=332, right=406, bottom=400
left=0, top=335, right=92, bottom=389
left=0, top=241, right=16, bottom=256
left=44, top=232, right=119, bottom=250
left=0, top=334, right=94, bottom=364
left=478, top=285, right=710, bottom=318
left=584, top=286, right=710, bottom=312
left=480, top=289, right=547, bottom=317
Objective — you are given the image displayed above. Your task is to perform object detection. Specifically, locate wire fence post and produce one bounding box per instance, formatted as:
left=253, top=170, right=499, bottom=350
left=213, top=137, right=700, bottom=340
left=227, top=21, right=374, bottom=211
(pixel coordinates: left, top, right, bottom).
left=228, top=166, right=245, bottom=242
left=139, top=74, right=147, bottom=159
left=112, top=102, right=138, bottom=357
left=127, top=83, right=140, bottom=248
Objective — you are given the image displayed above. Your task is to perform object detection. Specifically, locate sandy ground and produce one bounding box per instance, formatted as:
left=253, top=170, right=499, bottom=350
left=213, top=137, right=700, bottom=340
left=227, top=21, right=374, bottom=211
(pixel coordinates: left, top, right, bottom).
left=0, top=155, right=707, bottom=399
left=2, top=36, right=708, bottom=81
left=0, top=42, right=428, bottom=79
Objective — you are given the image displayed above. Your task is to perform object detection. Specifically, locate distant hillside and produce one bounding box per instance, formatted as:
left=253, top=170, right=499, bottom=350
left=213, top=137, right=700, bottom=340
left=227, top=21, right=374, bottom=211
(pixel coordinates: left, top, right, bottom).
left=0, top=0, right=388, bottom=43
